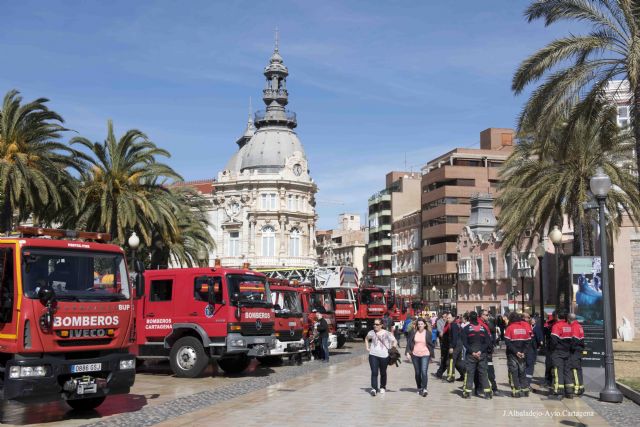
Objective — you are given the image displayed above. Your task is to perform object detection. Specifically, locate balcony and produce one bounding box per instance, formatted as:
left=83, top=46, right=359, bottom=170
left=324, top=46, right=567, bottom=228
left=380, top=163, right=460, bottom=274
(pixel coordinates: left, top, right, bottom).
left=379, top=224, right=391, bottom=232
left=379, top=254, right=391, bottom=261
left=421, top=242, right=457, bottom=257
left=369, top=191, right=392, bottom=204
left=421, top=223, right=464, bottom=239
left=379, top=209, right=391, bottom=217
left=254, top=109, right=297, bottom=128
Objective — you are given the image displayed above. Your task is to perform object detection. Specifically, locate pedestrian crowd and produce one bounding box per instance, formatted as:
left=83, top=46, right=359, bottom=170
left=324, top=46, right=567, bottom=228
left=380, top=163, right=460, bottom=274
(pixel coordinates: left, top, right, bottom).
left=364, top=307, right=585, bottom=400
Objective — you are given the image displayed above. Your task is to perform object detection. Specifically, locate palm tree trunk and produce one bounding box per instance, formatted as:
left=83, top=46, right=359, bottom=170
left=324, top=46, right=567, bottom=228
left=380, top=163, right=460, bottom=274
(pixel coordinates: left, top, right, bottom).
left=633, top=83, right=640, bottom=192
left=1, top=192, right=12, bottom=234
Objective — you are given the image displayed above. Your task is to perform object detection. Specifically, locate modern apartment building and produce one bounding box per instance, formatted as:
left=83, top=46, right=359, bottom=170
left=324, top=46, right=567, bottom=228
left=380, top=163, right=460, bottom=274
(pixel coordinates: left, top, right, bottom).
left=391, top=210, right=421, bottom=297
left=420, top=128, right=514, bottom=311
left=368, top=172, right=421, bottom=287
left=316, top=213, right=367, bottom=274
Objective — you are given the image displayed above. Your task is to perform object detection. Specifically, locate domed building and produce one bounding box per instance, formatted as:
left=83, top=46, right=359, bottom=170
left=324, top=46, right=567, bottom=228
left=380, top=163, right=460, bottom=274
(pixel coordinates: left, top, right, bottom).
left=202, top=41, right=318, bottom=273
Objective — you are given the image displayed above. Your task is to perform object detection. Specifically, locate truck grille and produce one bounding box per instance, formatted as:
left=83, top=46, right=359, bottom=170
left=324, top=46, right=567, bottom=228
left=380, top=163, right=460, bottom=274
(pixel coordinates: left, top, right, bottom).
left=278, top=330, right=303, bottom=342
left=240, top=322, right=274, bottom=336
left=57, top=339, right=112, bottom=347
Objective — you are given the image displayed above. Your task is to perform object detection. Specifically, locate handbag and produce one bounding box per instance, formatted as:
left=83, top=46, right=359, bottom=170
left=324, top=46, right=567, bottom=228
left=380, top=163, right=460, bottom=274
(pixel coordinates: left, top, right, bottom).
left=376, top=332, right=401, bottom=367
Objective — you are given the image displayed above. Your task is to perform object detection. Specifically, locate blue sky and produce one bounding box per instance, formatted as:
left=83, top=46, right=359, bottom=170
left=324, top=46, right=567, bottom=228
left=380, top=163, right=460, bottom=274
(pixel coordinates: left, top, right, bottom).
left=0, top=1, right=584, bottom=229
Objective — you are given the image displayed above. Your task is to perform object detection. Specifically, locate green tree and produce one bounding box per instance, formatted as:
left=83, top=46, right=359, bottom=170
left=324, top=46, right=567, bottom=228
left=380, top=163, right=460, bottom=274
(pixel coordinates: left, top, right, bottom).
left=0, top=90, right=82, bottom=232
left=513, top=0, right=640, bottom=189
left=496, top=100, right=640, bottom=252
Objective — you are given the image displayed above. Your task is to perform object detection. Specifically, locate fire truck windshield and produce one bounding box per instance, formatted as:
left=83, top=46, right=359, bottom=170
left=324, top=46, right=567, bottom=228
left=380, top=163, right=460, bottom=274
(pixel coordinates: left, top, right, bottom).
left=227, top=274, right=271, bottom=306
left=22, top=249, right=130, bottom=300
left=271, top=290, right=302, bottom=316
left=310, top=292, right=334, bottom=314
left=361, top=291, right=385, bottom=305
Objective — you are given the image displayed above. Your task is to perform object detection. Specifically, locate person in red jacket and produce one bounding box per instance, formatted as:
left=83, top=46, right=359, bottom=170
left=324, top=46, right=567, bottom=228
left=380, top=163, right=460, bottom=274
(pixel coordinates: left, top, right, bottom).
left=550, top=310, right=574, bottom=398
left=504, top=312, right=532, bottom=397
left=568, top=313, right=585, bottom=396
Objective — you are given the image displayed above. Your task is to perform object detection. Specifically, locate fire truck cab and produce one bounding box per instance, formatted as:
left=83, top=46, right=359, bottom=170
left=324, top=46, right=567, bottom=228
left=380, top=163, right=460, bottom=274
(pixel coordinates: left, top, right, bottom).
left=355, top=286, right=387, bottom=337
left=133, top=265, right=276, bottom=377
left=261, top=279, right=306, bottom=364
left=0, top=227, right=136, bottom=410
left=297, top=285, right=338, bottom=351
left=314, top=267, right=358, bottom=348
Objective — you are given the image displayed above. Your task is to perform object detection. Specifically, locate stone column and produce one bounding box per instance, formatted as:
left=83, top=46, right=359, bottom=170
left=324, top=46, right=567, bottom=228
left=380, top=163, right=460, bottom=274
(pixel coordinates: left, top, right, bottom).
left=249, top=216, right=256, bottom=257
left=279, top=216, right=286, bottom=257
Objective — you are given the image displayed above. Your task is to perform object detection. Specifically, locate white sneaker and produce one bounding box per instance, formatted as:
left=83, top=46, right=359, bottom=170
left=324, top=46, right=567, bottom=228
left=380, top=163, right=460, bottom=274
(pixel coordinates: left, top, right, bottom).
left=370, top=389, right=377, bottom=396
left=379, top=388, right=386, bottom=394
left=417, top=389, right=422, bottom=395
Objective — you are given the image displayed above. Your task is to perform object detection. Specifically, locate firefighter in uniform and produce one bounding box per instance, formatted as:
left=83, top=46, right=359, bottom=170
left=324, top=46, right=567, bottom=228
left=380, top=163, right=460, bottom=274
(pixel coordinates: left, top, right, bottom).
left=550, top=310, right=574, bottom=398
left=504, top=312, right=532, bottom=397
left=543, top=311, right=557, bottom=386
left=446, top=314, right=465, bottom=382
left=476, top=310, right=498, bottom=393
left=569, top=313, right=585, bottom=396
left=461, top=311, right=492, bottom=399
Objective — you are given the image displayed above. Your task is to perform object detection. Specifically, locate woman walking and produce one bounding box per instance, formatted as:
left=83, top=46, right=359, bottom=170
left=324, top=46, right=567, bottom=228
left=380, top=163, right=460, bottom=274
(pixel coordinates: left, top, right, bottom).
left=365, top=319, right=398, bottom=396
left=406, top=317, right=434, bottom=397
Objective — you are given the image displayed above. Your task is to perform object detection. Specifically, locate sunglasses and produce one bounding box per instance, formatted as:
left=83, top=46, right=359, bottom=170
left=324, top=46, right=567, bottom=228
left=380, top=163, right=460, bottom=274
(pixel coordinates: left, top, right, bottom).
left=374, top=323, right=382, bottom=326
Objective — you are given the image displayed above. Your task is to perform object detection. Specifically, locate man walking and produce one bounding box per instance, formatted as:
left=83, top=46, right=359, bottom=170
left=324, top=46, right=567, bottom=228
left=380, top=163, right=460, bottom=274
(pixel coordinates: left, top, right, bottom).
left=569, top=313, right=585, bottom=396
left=446, top=314, right=465, bottom=382
left=434, top=313, right=450, bottom=379
left=504, top=312, right=532, bottom=397
left=461, top=311, right=492, bottom=399
left=436, top=312, right=446, bottom=349
left=478, top=310, right=498, bottom=393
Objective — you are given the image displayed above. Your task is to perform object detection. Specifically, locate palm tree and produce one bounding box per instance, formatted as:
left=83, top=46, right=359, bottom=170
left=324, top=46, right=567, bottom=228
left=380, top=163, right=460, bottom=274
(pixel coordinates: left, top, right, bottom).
left=496, top=99, right=640, bottom=252
left=0, top=90, right=83, bottom=232
left=513, top=0, right=640, bottom=189
left=68, top=120, right=183, bottom=245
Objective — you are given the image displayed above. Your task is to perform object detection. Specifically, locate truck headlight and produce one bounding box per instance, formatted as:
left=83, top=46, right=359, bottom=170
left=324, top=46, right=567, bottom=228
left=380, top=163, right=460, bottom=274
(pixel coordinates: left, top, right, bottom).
left=230, top=339, right=246, bottom=347
left=120, top=359, right=135, bottom=370
left=9, top=365, right=47, bottom=378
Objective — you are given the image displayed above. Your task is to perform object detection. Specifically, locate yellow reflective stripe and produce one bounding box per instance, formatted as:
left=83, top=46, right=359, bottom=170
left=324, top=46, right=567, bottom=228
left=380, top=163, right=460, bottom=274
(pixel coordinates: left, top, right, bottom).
left=0, top=240, right=21, bottom=340
left=573, top=369, right=580, bottom=394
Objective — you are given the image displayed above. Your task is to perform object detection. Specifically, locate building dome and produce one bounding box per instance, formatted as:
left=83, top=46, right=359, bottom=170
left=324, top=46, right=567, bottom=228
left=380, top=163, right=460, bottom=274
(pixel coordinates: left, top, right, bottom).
left=235, top=126, right=305, bottom=172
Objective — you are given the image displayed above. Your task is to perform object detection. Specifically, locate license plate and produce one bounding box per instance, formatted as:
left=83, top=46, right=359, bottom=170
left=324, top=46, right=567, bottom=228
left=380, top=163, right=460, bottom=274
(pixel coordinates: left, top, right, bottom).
left=254, top=338, right=265, bottom=344
left=70, top=363, right=102, bottom=373
left=337, top=323, right=347, bottom=328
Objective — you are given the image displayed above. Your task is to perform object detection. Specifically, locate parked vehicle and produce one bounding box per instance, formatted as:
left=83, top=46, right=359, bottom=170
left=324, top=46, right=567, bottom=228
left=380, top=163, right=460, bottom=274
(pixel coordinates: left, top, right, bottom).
left=355, top=286, right=387, bottom=337
left=260, top=279, right=306, bottom=365
left=297, top=284, right=338, bottom=351
left=314, top=266, right=358, bottom=348
left=132, top=262, right=276, bottom=377
left=0, top=227, right=137, bottom=410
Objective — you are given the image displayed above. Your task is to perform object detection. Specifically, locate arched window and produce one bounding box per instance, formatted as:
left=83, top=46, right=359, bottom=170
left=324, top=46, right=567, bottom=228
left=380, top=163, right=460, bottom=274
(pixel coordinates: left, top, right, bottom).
left=262, top=226, right=275, bottom=257
left=289, top=228, right=300, bottom=257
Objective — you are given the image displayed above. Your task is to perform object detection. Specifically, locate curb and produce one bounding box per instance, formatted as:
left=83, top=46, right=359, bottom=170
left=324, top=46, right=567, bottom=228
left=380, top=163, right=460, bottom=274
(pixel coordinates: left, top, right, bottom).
left=617, top=381, right=640, bottom=405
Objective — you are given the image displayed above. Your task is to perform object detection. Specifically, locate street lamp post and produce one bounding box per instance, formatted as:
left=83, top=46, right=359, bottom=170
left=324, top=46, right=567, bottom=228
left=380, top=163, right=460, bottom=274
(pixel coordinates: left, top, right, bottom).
left=548, top=226, right=563, bottom=310
left=535, top=243, right=546, bottom=318
left=528, top=254, right=538, bottom=316
left=128, top=231, right=140, bottom=269
left=590, top=167, right=623, bottom=403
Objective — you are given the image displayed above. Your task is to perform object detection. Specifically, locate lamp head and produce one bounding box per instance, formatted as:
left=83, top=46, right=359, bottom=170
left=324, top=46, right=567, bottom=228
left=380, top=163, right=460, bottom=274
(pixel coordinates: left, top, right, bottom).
left=527, top=254, right=538, bottom=268
left=590, top=167, right=612, bottom=198
left=128, top=232, right=140, bottom=249
left=548, top=226, right=562, bottom=244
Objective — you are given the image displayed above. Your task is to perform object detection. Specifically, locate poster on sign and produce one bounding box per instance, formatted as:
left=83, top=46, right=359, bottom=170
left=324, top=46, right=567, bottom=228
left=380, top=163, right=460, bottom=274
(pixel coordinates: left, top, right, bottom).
left=570, top=256, right=604, bottom=368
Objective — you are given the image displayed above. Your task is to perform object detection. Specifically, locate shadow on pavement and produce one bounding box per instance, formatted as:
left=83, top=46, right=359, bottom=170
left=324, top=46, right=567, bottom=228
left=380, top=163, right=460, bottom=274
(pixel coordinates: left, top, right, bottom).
left=0, top=393, right=153, bottom=425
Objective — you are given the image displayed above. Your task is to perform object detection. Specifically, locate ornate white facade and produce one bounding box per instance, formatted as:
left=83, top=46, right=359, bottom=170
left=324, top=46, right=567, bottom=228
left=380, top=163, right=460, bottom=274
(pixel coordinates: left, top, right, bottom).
left=202, top=42, right=318, bottom=269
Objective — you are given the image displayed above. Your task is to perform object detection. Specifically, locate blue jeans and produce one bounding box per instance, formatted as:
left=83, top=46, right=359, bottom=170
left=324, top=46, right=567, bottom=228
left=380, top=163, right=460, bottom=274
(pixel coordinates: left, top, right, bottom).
left=369, top=354, right=388, bottom=391
left=411, top=355, right=430, bottom=390
left=321, top=335, right=329, bottom=362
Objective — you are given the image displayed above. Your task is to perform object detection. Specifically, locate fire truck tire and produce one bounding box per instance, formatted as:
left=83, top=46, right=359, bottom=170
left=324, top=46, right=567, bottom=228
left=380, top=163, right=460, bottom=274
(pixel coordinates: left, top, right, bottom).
left=169, top=336, right=209, bottom=378
left=67, top=396, right=106, bottom=411
left=337, top=335, right=347, bottom=348
left=257, top=356, right=283, bottom=366
left=217, top=355, right=251, bottom=374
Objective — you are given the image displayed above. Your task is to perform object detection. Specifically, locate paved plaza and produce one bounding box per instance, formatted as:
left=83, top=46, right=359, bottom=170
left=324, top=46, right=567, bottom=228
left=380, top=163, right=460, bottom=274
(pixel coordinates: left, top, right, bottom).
left=1, top=342, right=639, bottom=427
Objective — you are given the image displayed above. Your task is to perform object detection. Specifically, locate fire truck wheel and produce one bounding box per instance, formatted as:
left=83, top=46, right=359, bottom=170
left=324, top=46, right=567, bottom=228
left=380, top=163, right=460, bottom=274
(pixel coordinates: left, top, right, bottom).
left=217, top=355, right=251, bottom=374
left=257, top=356, right=283, bottom=366
left=67, top=396, right=106, bottom=411
left=337, top=335, right=347, bottom=349
left=169, top=336, right=209, bottom=378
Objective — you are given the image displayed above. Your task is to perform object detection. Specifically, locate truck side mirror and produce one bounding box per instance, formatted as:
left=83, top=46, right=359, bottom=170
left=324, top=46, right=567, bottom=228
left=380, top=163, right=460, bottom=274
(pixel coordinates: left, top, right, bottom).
left=134, top=259, right=145, bottom=274
left=135, top=273, right=145, bottom=298
left=37, top=285, right=55, bottom=305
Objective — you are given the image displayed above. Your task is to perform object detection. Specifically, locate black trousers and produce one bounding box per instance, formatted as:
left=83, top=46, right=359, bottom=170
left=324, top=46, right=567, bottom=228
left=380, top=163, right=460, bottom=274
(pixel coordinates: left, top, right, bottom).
left=447, top=344, right=465, bottom=379
left=507, top=353, right=528, bottom=395
left=464, top=353, right=490, bottom=395
left=551, top=351, right=574, bottom=396
left=369, top=354, right=389, bottom=391
left=436, top=345, right=449, bottom=376
left=570, top=351, right=584, bottom=395
left=475, top=353, right=497, bottom=391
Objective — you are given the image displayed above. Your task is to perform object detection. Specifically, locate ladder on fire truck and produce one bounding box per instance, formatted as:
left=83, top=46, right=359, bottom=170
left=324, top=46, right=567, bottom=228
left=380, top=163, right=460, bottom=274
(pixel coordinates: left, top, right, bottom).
left=254, top=267, right=315, bottom=283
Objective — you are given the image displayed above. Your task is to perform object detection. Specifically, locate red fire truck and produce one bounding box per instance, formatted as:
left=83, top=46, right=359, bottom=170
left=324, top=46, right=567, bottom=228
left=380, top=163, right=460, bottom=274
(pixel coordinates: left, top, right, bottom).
left=0, top=227, right=137, bottom=410
left=132, top=263, right=276, bottom=377
left=314, top=267, right=359, bottom=348
left=261, top=279, right=306, bottom=364
left=355, top=286, right=387, bottom=337
left=297, top=284, right=338, bottom=352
